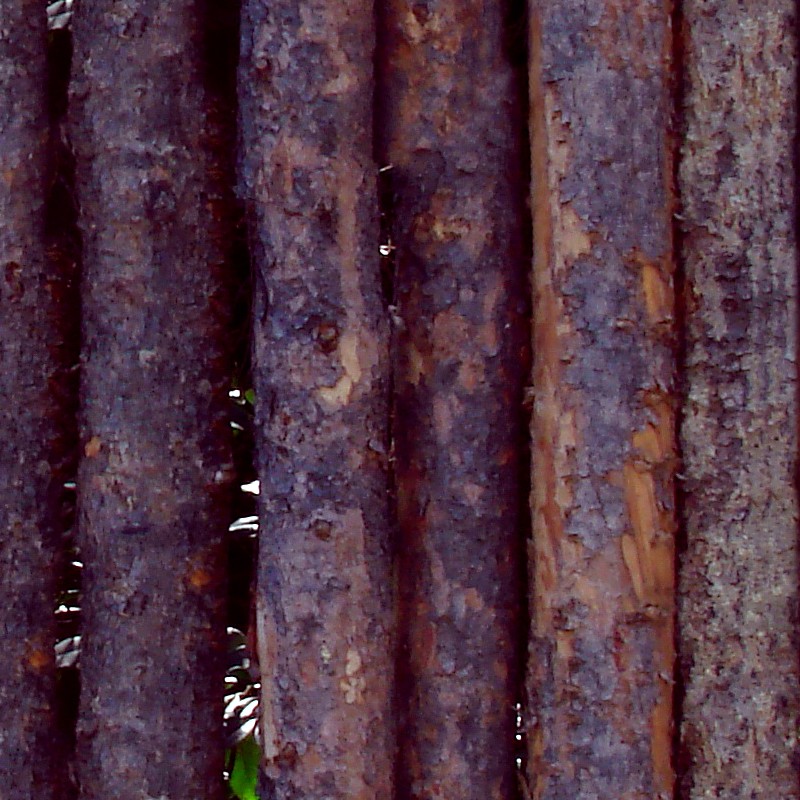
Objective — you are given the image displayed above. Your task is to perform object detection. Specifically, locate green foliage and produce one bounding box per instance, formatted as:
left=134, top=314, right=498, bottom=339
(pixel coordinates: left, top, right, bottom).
left=227, top=735, right=261, bottom=800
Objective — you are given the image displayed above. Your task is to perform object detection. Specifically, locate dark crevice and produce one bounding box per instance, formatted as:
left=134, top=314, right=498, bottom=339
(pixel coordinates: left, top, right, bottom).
left=372, top=7, right=403, bottom=796
left=375, top=161, right=400, bottom=575
left=225, top=210, right=258, bottom=638
left=669, top=2, right=689, bottom=798
left=372, top=0, right=399, bottom=310
left=503, top=0, right=533, bottom=793
left=198, top=0, right=261, bottom=752
left=45, top=16, right=82, bottom=792
left=377, top=166, right=397, bottom=308
left=199, top=0, right=258, bottom=639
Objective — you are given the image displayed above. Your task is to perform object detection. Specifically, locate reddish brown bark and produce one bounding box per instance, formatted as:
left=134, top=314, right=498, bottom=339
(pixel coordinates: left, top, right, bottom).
left=526, top=4, right=676, bottom=799
left=677, top=4, right=800, bottom=797
left=376, top=3, right=530, bottom=798
left=0, top=2, right=68, bottom=797
left=70, top=2, right=235, bottom=798
left=238, top=2, right=395, bottom=797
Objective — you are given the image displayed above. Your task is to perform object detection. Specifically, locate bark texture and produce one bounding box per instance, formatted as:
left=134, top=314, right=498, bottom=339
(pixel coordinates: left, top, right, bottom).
left=70, top=2, right=234, bottom=797
left=0, top=2, right=67, bottom=797
left=376, top=3, right=530, bottom=798
left=677, top=5, right=800, bottom=797
left=238, top=3, right=395, bottom=797
left=526, top=4, right=676, bottom=799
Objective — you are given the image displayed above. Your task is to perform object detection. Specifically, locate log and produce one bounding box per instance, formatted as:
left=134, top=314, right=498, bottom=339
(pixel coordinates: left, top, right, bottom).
left=526, top=3, right=676, bottom=798
left=70, top=2, right=236, bottom=796
left=678, top=3, right=800, bottom=796
left=238, top=1, right=396, bottom=796
left=377, top=2, right=530, bottom=796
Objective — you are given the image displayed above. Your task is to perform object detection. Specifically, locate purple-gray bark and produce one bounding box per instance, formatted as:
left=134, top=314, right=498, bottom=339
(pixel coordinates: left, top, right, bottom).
left=238, top=2, right=396, bottom=797
left=678, top=3, right=800, bottom=796
left=377, top=3, right=530, bottom=797
left=70, top=2, right=235, bottom=797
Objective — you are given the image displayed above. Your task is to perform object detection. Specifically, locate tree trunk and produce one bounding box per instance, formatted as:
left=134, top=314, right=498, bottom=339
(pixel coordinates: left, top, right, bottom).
left=238, top=3, right=396, bottom=797
left=677, top=4, right=800, bottom=797
left=0, top=2, right=68, bottom=797
left=70, top=2, right=235, bottom=797
left=376, top=3, right=530, bottom=798
left=526, top=4, right=676, bottom=799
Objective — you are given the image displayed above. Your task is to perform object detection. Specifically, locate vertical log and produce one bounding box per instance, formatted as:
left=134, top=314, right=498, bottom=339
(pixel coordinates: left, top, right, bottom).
left=376, top=3, right=530, bottom=798
left=70, top=2, right=234, bottom=798
left=238, top=3, right=395, bottom=797
left=526, top=3, right=676, bottom=799
left=0, top=2, right=67, bottom=797
left=678, top=4, right=800, bottom=797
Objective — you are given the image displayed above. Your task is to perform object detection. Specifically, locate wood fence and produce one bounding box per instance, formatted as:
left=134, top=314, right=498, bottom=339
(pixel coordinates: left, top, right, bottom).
left=0, top=1, right=797, bottom=799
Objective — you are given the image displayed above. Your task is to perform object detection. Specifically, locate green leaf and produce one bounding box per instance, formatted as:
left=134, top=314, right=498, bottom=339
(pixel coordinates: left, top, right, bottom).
left=228, top=734, right=261, bottom=800
left=244, top=388, right=256, bottom=406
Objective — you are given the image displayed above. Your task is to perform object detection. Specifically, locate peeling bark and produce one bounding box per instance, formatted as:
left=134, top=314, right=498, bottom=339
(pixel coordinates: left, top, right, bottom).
left=677, top=5, right=800, bottom=797
left=238, top=3, right=395, bottom=798
left=526, top=4, right=676, bottom=799
left=376, top=3, right=530, bottom=798
left=0, top=2, right=67, bottom=797
left=70, top=2, right=235, bottom=797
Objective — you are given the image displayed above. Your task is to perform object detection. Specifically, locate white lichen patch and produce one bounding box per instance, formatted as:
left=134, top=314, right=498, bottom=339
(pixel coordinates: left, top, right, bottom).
left=339, top=648, right=365, bottom=704
left=339, top=675, right=366, bottom=705
left=317, top=331, right=368, bottom=408
left=345, top=647, right=362, bottom=676
left=320, top=643, right=332, bottom=664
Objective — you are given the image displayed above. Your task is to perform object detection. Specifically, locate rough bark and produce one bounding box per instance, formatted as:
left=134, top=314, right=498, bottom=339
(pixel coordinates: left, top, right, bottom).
left=376, top=3, right=530, bottom=798
left=677, top=5, right=800, bottom=797
left=0, top=2, right=68, bottom=797
left=70, top=2, right=235, bottom=798
left=526, top=4, right=676, bottom=799
left=238, top=3, right=395, bottom=798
